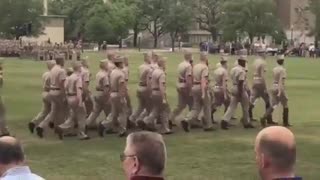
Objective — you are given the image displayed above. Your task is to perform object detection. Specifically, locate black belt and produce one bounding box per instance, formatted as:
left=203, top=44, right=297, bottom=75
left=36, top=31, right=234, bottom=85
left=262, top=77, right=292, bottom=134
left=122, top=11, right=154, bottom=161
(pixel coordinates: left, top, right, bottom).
left=179, top=79, right=186, bottom=83
left=96, top=88, right=103, bottom=91
left=111, top=91, right=119, bottom=93
left=139, top=82, right=147, bottom=86
left=152, top=88, right=160, bottom=91
left=193, top=82, right=201, bottom=85
left=67, top=93, right=76, bottom=96
left=50, top=88, right=61, bottom=90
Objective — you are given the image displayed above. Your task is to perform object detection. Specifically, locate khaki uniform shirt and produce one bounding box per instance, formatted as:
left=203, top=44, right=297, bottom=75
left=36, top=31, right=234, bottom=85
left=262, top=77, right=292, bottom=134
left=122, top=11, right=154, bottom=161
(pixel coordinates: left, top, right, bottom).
left=110, top=68, right=125, bottom=93
left=253, top=58, right=267, bottom=83
left=95, top=70, right=109, bottom=95
left=81, top=67, right=90, bottom=83
left=273, top=65, right=286, bottom=85
left=50, top=65, right=66, bottom=89
left=177, top=60, right=192, bottom=88
left=65, top=73, right=82, bottom=95
left=138, top=63, right=151, bottom=86
left=42, top=71, right=51, bottom=92
left=122, top=66, right=129, bottom=82
left=214, top=66, right=228, bottom=87
left=193, top=63, right=209, bottom=85
left=230, top=65, right=246, bottom=91
left=151, top=68, right=166, bottom=91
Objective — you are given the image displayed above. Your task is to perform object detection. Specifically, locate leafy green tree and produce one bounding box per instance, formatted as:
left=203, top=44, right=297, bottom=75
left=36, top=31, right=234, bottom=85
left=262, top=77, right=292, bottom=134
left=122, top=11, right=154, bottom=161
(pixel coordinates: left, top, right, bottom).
left=308, top=0, right=320, bottom=46
left=195, top=0, right=226, bottom=42
left=162, top=0, right=194, bottom=51
left=0, top=0, right=43, bottom=39
left=223, top=0, right=282, bottom=44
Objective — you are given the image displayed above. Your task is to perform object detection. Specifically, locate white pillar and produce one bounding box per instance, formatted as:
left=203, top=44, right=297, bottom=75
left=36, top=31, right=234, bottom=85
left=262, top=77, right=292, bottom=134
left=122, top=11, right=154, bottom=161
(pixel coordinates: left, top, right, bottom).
left=44, top=0, right=48, bottom=16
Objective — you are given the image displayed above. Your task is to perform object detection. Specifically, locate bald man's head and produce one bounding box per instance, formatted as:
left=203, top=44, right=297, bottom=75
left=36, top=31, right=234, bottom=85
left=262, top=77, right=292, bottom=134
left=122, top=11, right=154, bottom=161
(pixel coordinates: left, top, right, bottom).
left=255, top=127, right=296, bottom=178
left=0, top=136, right=24, bottom=165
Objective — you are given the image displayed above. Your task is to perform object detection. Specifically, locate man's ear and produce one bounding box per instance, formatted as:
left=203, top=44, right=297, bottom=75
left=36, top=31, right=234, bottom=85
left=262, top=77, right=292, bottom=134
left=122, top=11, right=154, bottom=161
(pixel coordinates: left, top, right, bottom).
left=261, top=153, right=270, bottom=169
left=132, top=156, right=140, bottom=175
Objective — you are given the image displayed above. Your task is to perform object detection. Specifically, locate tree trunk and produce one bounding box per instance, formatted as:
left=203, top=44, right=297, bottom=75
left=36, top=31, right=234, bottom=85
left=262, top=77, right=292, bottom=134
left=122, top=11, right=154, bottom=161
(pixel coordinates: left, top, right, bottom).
left=171, top=36, right=175, bottom=52
left=210, top=28, right=217, bottom=42
left=153, top=22, right=158, bottom=48
left=133, top=23, right=139, bottom=48
left=249, top=34, right=254, bottom=55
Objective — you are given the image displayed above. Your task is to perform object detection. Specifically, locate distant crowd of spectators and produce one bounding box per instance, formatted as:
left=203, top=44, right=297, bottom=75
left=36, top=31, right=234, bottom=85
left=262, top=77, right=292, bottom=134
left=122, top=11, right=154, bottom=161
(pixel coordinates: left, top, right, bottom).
left=0, top=126, right=302, bottom=180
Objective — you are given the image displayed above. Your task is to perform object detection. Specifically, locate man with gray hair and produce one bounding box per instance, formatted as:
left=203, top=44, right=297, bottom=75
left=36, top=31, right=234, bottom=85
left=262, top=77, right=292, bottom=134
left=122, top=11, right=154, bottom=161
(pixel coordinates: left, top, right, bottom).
left=121, top=131, right=166, bottom=180
left=255, top=126, right=301, bottom=180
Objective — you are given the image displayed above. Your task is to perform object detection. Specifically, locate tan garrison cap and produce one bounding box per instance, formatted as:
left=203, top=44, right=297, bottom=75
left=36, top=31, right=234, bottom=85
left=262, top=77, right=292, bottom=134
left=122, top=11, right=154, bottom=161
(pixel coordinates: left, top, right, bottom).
left=238, top=55, right=248, bottom=61
left=277, top=54, right=285, bottom=60
left=221, top=56, right=228, bottom=62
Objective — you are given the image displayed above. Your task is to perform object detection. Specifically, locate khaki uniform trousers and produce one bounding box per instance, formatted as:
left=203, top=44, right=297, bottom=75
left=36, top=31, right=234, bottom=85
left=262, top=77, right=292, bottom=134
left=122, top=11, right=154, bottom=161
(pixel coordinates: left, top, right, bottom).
left=130, top=87, right=151, bottom=122
left=170, top=87, right=192, bottom=122
left=270, top=85, right=288, bottom=108
left=223, top=86, right=250, bottom=124
left=142, top=92, right=170, bottom=133
left=0, top=96, right=9, bottom=135
left=38, top=90, right=66, bottom=128
left=83, top=91, right=94, bottom=117
left=125, top=93, right=132, bottom=117
left=250, top=82, right=270, bottom=105
left=59, top=96, right=87, bottom=139
left=102, top=93, right=127, bottom=133
left=212, top=87, right=230, bottom=111
left=31, top=92, right=51, bottom=125
left=185, top=86, right=213, bottom=129
left=86, top=93, right=111, bottom=127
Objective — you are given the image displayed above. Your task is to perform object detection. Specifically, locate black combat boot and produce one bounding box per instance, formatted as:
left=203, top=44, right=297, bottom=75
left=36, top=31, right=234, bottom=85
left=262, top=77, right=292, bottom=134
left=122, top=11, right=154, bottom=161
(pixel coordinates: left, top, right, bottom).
left=220, top=120, right=229, bottom=130
left=180, top=120, right=190, bottom=132
left=249, top=104, right=255, bottom=121
left=283, top=108, right=291, bottom=127
left=28, top=122, right=35, bottom=134
left=211, top=108, right=217, bottom=124
left=260, top=107, right=274, bottom=128
left=265, top=102, right=277, bottom=125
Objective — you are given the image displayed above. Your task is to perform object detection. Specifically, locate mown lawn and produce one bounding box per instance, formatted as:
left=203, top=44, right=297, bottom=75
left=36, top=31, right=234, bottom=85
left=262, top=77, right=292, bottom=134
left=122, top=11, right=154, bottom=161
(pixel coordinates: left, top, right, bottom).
left=2, top=51, right=320, bottom=180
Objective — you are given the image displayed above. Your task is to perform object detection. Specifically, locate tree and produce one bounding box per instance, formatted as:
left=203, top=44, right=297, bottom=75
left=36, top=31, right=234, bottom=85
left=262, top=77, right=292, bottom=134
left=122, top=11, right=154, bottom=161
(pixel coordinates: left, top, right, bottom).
left=0, top=0, right=43, bottom=39
left=223, top=0, right=282, bottom=44
left=162, top=0, right=194, bottom=51
left=308, top=0, right=320, bottom=47
left=140, top=0, right=168, bottom=48
left=195, top=0, right=226, bottom=42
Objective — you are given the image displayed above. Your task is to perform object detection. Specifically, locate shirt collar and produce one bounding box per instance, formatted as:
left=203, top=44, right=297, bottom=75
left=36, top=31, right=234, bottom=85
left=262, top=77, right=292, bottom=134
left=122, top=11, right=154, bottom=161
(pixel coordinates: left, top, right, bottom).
left=1, top=166, right=32, bottom=177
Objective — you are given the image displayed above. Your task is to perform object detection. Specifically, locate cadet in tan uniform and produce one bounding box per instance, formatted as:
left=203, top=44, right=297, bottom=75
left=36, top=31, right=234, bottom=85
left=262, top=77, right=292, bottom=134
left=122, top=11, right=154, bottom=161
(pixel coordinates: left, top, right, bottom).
left=249, top=49, right=277, bottom=125
left=99, top=57, right=128, bottom=137
left=169, top=50, right=193, bottom=125
left=86, top=60, right=111, bottom=127
left=211, top=56, right=230, bottom=123
left=129, top=52, right=152, bottom=124
left=0, top=62, right=10, bottom=136
left=36, top=56, right=67, bottom=138
left=28, top=60, right=56, bottom=133
left=260, top=55, right=290, bottom=127
left=122, top=56, right=132, bottom=118
left=221, top=55, right=255, bottom=130
left=138, top=57, right=172, bottom=134
left=181, top=52, right=214, bottom=132
left=56, top=61, right=90, bottom=140
left=80, top=59, right=93, bottom=117
left=75, top=43, right=82, bottom=61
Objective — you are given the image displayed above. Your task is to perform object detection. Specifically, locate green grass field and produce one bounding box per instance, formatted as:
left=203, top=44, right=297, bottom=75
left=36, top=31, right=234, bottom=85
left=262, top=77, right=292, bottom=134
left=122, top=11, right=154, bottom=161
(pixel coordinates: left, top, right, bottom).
left=1, top=51, right=320, bottom=180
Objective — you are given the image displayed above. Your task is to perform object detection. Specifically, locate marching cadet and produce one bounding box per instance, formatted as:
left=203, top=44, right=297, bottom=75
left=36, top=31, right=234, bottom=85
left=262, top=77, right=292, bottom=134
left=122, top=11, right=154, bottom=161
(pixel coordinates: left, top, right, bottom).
left=211, top=56, right=230, bottom=123
left=75, top=42, right=82, bottom=61
left=56, top=61, right=90, bottom=140
left=80, top=59, right=93, bottom=117
left=260, top=55, right=290, bottom=127
left=169, top=50, right=193, bottom=125
left=129, top=52, right=152, bottom=124
left=138, top=57, right=172, bottom=135
left=0, top=62, right=10, bottom=136
left=181, top=52, right=214, bottom=132
left=86, top=60, right=111, bottom=128
left=122, top=56, right=132, bottom=118
left=36, top=56, right=67, bottom=138
left=67, top=40, right=74, bottom=60
left=28, top=60, right=56, bottom=133
left=98, top=56, right=128, bottom=137
left=107, top=51, right=116, bottom=75
left=249, top=49, right=277, bottom=125
left=221, top=55, right=255, bottom=130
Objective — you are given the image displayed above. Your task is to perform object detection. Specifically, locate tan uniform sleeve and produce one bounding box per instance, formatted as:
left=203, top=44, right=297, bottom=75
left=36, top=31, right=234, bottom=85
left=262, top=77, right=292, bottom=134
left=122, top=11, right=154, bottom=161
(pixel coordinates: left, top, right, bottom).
left=185, top=65, right=192, bottom=79
left=201, top=66, right=209, bottom=80
left=238, top=70, right=245, bottom=81
left=102, top=76, right=109, bottom=87
left=159, top=72, right=166, bottom=87
left=76, top=76, right=83, bottom=90
left=59, top=69, right=67, bottom=82
left=83, top=72, right=90, bottom=82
